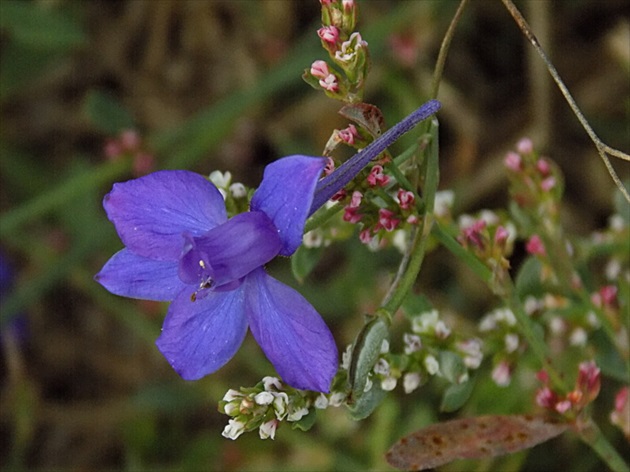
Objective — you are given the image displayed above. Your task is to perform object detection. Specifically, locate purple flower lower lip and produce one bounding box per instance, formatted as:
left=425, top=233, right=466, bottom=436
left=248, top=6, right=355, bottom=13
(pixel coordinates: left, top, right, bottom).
left=95, top=100, right=441, bottom=392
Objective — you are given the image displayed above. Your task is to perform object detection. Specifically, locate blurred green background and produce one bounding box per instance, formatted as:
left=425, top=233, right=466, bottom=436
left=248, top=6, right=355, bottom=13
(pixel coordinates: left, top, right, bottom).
left=0, top=0, right=628, bottom=470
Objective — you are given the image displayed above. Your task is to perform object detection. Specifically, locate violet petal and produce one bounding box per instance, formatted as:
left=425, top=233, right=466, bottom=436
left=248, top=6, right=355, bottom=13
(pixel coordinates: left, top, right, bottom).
left=250, top=155, right=326, bottom=256
left=104, top=170, right=227, bottom=261
left=95, top=248, right=185, bottom=301
left=244, top=268, right=338, bottom=392
left=180, top=211, right=282, bottom=288
left=156, top=284, right=248, bottom=380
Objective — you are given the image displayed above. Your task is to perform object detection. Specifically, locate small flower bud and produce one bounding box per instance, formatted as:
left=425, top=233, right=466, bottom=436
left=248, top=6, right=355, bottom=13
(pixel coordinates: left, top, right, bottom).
left=378, top=208, right=400, bottom=232
left=259, top=419, right=278, bottom=440
left=504, top=151, right=522, bottom=172
left=403, top=372, right=422, bottom=393
left=516, top=137, right=533, bottom=155
left=367, top=165, right=389, bottom=187
left=397, top=189, right=415, bottom=210
left=526, top=234, right=546, bottom=256
left=222, top=419, right=246, bottom=440
left=491, top=361, right=512, bottom=387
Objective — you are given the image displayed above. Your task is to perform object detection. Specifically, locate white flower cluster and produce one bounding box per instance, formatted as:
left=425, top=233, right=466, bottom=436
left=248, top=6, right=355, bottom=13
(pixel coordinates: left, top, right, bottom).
left=220, top=376, right=311, bottom=441
left=209, top=170, right=247, bottom=200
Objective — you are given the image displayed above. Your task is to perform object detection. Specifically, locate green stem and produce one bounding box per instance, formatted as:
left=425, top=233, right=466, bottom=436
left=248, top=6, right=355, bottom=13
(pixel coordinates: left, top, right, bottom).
left=431, top=0, right=470, bottom=99
left=576, top=416, right=629, bottom=472
left=381, top=119, right=440, bottom=315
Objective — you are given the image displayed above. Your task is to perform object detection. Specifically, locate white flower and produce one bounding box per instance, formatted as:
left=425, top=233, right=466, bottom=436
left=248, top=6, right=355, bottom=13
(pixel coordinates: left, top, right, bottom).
left=363, top=376, right=373, bottom=392
left=458, top=339, right=483, bottom=369
left=424, top=355, right=440, bottom=376
left=303, top=229, right=324, bottom=248
left=412, top=309, right=439, bottom=334
left=548, top=316, right=566, bottom=335
left=569, top=327, right=588, bottom=347
left=341, top=344, right=353, bottom=370
left=380, top=339, right=390, bottom=354
left=403, top=372, right=422, bottom=393
left=435, top=320, right=451, bottom=339
left=478, top=314, right=497, bottom=332
left=403, top=333, right=422, bottom=354
left=374, top=358, right=390, bottom=376
left=314, top=393, right=329, bottom=409
left=229, top=182, right=247, bottom=198
left=381, top=377, right=397, bottom=391
left=254, top=391, right=275, bottom=405
left=262, top=376, right=282, bottom=391
left=504, top=333, right=520, bottom=353
left=222, top=419, right=246, bottom=440
left=259, top=420, right=278, bottom=440
left=491, top=361, right=511, bottom=387
left=328, top=391, right=346, bottom=407
left=272, top=392, right=289, bottom=420
left=392, top=229, right=409, bottom=253
left=479, top=209, right=499, bottom=226
left=209, top=170, right=232, bottom=189
left=434, top=190, right=454, bottom=218
left=287, top=406, right=309, bottom=422
left=586, top=311, right=600, bottom=328
left=222, top=389, right=242, bottom=402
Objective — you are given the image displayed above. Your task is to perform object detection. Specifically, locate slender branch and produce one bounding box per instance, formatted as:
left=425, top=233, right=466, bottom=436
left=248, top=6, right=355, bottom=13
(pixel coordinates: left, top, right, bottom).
left=431, top=0, right=470, bottom=99
left=500, top=0, right=630, bottom=202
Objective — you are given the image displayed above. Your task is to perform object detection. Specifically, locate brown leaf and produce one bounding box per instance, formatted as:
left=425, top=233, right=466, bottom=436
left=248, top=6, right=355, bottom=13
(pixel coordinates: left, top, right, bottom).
left=385, top=414, right=568, bottom=471
left=338, top=103, right=385, bottom=138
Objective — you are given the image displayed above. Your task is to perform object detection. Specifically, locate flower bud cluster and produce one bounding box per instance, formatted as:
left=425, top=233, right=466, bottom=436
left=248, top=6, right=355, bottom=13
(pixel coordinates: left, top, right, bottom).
left=366, top=310, right=483, bottom=394
left=219, top=376, right=318, bottom=440
left=208, top=170, right=250, bottom=216
left=478, top=307, right=522, bottom=387
left=103, top=129, right=155, bottom=175
left=304, top=0, right=369, bottom=102
left=504, top=137, right=563, bottom=218
left=457, top=210, right=517, bottom=290
left=535, top=361, right=601, bottom=419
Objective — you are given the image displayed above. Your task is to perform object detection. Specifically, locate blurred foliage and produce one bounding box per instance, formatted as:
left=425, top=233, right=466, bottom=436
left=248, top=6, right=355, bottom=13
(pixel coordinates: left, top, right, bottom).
left=0, top=0, right=628, bottom=470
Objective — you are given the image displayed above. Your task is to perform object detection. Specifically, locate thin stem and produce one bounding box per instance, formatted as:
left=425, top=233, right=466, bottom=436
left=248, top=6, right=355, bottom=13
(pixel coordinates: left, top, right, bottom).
left=575, top=416, right=630, bottom=472
left=500, top=0, right=630, bottom=202
left=431, top=0, right=470, bottom=99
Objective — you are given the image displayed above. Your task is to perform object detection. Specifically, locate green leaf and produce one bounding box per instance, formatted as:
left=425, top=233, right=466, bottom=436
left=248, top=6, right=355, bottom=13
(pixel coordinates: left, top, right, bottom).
left=348, top=317, right=389, bottom=396
left=0, top=1, right=86, bottom=51
left=440, top=377, right=475, bottom=413
left=83, top=91, right=135, bottom=134
left=515, top=256, right=544, bottom=297
left=347, top=382, right=387, bottom=421
left=291, top=409, right=318, bottom=432
left=438, top=350, right=467, bottom=385
left=291, top=245, right=324, bottom=283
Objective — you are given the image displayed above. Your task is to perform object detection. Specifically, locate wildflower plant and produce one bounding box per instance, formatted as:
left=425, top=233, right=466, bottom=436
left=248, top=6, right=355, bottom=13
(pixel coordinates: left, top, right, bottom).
left=81, top=0, right=629, bottom=470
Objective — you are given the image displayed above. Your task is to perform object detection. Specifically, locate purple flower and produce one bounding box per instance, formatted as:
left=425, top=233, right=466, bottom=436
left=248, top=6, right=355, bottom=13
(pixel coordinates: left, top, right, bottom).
left=95, top=157, right=340, bottom=392
left=95, top=100, right=441, bottom=393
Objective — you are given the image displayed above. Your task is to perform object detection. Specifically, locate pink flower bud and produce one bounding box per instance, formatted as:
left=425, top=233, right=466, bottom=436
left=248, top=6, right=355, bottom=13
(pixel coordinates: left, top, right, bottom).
left=516, top=137, right=533, bottom=155
left=378, top=208, right=400, bottom=232
left=318, top=25, right=340, bottom=45
left=323, top=157, right=335, bottom=176
left=526, top=234, right=546, bottom=256
left=342, top=0, right=355, bottom=10
left=504, top=151, right=522, bottom=172
left=577, top=360, right=601, bottom=402
left=338, top=124, right=359, bottom=145
left=614, top=386, right=628, bottom=413
left=359, top=228, right=373, bottom=244
left=331, top=189, right=347, bottom=201
left=349, top=190, right=363, bottom=208
left=554, top=400, right=572, bottom=414
left=343, top=206, right=362, bottom=223
left=367, top=165, right=389, bottom=187
left=540, top=176, right=556, bottom=192
left=536, top=158, right=551, bottom=176
left=536, top=386, right=557, bottom=409
left=461, top=220, right=487, bottom=249
left=319, top=74, right=339, bottom=92
left=397, top=189, right=415, bottom=210
left=494, top=225, right=510, bottom=245
left=104, top=139, right=122, bottom=160
left=491, top=360, right=512, bottom=387
left=310, top=60, right=330, bottom=79
left=120, top=129, right=141, bottom=152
